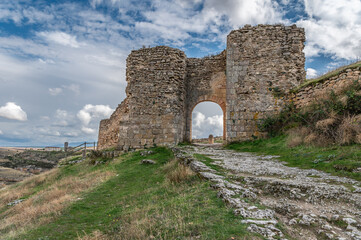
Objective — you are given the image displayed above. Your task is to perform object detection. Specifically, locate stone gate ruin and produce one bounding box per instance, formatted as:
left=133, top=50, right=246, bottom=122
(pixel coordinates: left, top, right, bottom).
left=98, top=24, right=306, bottom=150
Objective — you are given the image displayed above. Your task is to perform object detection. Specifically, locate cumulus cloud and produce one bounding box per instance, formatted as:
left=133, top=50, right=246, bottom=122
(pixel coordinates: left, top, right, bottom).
left=54, top=109, right=71, bottom=127
left=0, top=102, right=27, bottom=121
left=133, top=0, right=283, bottom=45
left=77, top=104, right=114, bottom=126
left=192, top=111, right=223, bottom=139
left=81, top=126, right=96, bottom=134
left=297, top=0, right=361, bottom=59
left=49, top=87, right=63, bottom=96
left=203, top=0, right=283, bottom=27
left=306, top=68, right=318, bottom=79
left=39, top=31, right=80, bottom=48
left=193, top=111, right=206, bottom=128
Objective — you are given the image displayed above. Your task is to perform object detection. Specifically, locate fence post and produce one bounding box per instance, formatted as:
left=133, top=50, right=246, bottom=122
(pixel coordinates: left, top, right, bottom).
left=82, top=142, right=87, bottom=160
left=64, top=142, right=68, bottom=152
left=93, top=142, right=96, bottom=150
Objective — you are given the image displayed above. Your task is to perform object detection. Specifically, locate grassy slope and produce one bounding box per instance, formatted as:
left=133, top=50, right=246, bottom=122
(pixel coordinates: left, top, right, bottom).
left=8, top=147, right=258, bottom=240
left=227, top=136, right=361, bottom=181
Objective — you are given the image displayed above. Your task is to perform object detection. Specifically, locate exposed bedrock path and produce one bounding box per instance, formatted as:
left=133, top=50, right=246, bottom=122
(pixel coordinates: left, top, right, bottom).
left=173, top=144, right=361, bottom=240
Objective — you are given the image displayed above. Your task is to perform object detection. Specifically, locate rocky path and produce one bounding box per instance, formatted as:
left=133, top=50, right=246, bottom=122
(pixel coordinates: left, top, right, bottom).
left=173, top=144, right=361, bottom=240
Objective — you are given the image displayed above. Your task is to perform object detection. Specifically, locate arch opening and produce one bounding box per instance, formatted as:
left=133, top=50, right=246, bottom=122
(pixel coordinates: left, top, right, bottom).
left=190, top=101, right=225, bottom=144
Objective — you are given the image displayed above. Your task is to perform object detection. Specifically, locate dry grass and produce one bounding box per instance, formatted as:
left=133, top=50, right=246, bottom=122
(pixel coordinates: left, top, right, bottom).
left=287, top=135, right=303, bottom=148
left=0, top=169, right=115, bottom=239
left=115, top=205, right=197, bottom=240
left=116, top=208, right=157, bottom=240
left=286, top=113, right=361, bottom=147
left=315, top=118, right=337, bottom=132
left=164, top=160, right=195, bottom=184
left=286, top=127, right=310, bottom=147
left=0, top=168, right=58, bottom=206
left=304, top=133, right=318, bottom=145
left=78, top=230, right=109, bottom=240
left=356, top=134, right=361, bottom=144
left=337, top=115, right=361, bottom=145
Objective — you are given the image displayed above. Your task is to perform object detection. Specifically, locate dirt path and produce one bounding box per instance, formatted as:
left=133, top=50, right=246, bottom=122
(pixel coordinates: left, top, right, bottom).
left=174, top=144, right=361, bottom=240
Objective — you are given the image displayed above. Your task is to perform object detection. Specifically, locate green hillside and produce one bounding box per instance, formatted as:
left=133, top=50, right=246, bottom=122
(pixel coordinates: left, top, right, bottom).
left=0, top=148, right=259, bottom=240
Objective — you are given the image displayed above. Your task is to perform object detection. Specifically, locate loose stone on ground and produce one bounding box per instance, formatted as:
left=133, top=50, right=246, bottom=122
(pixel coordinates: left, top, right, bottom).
left=173, top=145, right=361, bottom=240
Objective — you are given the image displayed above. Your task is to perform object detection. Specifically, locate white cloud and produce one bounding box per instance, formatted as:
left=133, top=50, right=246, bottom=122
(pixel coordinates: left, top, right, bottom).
left=192, top=111, right=223, bottom=139
left=40, top=116, right=50, bottom=121
left=0, top=102, right=27, bottom=121
left=203, top=0, right=283, bottom=28
left=0, top=130, right=3, bottom=135
left=81, top=126, right=96, bottom=134
left=298, top=0, right=361, bottom=59
left=22, top=7, right=54, bottom=24
left=193, top=112, right=206, bottom=128
left=64, top=131, right=79, bottom=137
left=39, top=31, right=80, bottom=48
left=49, top=87, right=63, bottom=96
left=38, top=128, right=61, bottom=136
left=306, top=68, right=318, bottom=79
left=54, top=109, right=71, bottom=126
left=64, top=84, right=80, bottom=94
left=77, top=104, right=114, bottom=126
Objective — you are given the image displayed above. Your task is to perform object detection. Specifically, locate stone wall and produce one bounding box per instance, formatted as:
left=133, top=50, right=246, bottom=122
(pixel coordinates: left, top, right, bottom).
left=185, top=51, right=227, bottom=141
left=98, top=24, right=306, bottom=150
left=292, top=67, right=361, bottom=108
left=98, top=98, right=129, bottom=150
left=226, top=24, right=305, bottom=141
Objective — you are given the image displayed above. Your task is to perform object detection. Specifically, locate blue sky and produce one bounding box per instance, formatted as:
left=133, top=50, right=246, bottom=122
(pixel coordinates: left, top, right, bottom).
left=0, top=0, right=360, bottom=146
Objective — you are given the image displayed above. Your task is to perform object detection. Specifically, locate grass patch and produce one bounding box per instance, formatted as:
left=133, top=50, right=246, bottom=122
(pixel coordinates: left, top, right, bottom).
left=4, top=147, right=260, bottom=240
left=227, top=136, right=361, bottom=181
left=193, top=153, right=224, bottom=173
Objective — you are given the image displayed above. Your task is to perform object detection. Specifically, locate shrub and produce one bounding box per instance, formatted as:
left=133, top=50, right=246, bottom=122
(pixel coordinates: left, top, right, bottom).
left=336, top=115, right=361, bottom=145
left=286, top=127, right=310, bottom=147
left=163, top=160, right=195, bottom=184
left=259, top=80, right=361, bottom=146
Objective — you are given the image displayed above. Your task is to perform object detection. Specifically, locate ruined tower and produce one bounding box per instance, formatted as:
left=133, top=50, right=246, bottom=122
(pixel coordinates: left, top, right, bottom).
left=97, top=24, right=305, bottom=150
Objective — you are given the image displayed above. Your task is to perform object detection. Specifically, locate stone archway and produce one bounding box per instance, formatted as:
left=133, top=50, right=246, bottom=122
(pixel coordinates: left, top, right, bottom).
left=184, top=52, right=227, bottom=142
left=188, top=98, right=227, bottom=142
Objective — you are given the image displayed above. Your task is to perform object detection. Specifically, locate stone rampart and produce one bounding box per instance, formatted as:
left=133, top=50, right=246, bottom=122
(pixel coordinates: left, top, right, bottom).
left=292, top=66, right=361, bottom=108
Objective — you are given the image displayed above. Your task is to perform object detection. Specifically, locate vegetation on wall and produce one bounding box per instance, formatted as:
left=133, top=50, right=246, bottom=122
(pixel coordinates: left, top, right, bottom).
left=259, top=80, right=361, bottom=147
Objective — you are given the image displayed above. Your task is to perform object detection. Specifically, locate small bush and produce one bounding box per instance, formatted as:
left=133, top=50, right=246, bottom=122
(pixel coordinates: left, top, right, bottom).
left=286, top=127, right=309, bottom=147
left=164, top=160, right=195, bottom=184
left=336, top=115, right=361, bottom=145
left=304, top=133, right=318, bottom=145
